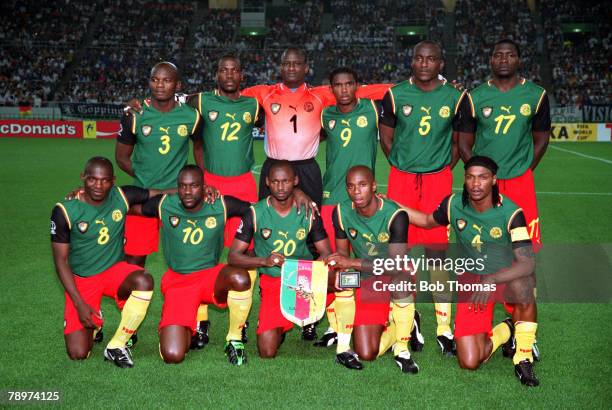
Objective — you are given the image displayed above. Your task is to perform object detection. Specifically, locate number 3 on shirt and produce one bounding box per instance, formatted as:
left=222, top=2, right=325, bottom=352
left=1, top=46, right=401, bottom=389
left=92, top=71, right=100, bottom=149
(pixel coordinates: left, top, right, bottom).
left=159, top=135, right=171, bottom=154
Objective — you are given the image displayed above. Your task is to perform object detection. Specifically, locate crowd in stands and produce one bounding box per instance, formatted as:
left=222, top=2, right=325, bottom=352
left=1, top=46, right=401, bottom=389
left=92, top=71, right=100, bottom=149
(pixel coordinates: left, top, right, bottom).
left=1, top=0, right=610, bottom=107
left=541, top=0, right=610, bottom=105
left=454, top=0, right=540, bottom=90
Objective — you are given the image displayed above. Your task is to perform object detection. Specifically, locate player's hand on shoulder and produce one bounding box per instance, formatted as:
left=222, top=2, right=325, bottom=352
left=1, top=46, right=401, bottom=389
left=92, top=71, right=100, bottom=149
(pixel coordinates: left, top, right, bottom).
left=265, top=252, right=285, bottom=267
left=75, top=300, right=102, bottom=329
left=292, top=188, right=319, bottom=217
left=124, top=98, right=142, bottom=115
left=65, top=186, right=84, bottom=200
left=203, top=185, right=221, bottom=204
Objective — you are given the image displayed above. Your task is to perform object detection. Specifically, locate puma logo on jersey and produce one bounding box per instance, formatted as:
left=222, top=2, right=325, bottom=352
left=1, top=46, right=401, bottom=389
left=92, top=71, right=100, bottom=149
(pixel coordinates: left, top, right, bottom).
left=95, top=219, right=105, bottom=226
left=187, top=219, right=197, bottom=227
left=472, top=224, right=483, bottom=234
left=362, top=233, right=374, bottom=242
left=159, top=126, right=170, bottom=133
left=289, top=105, right=297, bottom=111
left=341, top=119, right=351, bottom=127
left=225, top=113, right=236, bottom=120
left=278, top=231, right=289, bottom=239
left=501, top=106, right=512, bottom=114
left=421, top=106, right=431, bottom=115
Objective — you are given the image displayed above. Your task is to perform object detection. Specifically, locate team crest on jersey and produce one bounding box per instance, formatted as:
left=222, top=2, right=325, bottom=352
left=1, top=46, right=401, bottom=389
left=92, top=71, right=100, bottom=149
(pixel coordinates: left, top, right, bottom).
left=50, top=220, right=56, bottom=235
left=482, top=107, right=492, bottom=118
left=243, top=112, right=252, bottom=124
left=141, top=125, right=152, bottom=137
left=439, top=106, right=450, bottom=118
left=205, top=217, right=217, bottom=229
left=77, top=221, right=89, bottom=233
left=169, top=216, right=180, bottom=228
left=208, top=111, right=219, bottom=121
left=348, top=228, right=358, bottom=239
left=271, top=103, right=281, bottom=114
left=261, top=228, right=272, bottom=240
left=490, top=227, right=503, bottom=239
left=112, top=210, right=123, bottom=222
left=402, top=105, right=412, bottom=117
left=296, top=228, right=306, bottom=240
left=177, top=124, right=188, bottom=137
left=328, top=120, right=336, bottom=130
left=456, top=219, right=466, bottom=231
left=520, top=104, right=531, bottom=116
left=357, top=115, right=368, bottom=128
left=304, top=102, right=314, bottom=112
left=378, top=232, right=390, bottom=243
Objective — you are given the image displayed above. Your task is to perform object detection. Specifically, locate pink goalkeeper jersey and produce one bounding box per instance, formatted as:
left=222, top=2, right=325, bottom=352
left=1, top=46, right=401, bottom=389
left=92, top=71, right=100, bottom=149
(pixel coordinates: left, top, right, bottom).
left=242, top=83, right=389, bottom=161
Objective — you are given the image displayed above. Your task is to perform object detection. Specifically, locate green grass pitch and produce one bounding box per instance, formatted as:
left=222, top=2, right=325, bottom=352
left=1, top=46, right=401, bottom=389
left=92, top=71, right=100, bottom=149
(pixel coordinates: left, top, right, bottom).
left=0, top=138, right=611, bottom=408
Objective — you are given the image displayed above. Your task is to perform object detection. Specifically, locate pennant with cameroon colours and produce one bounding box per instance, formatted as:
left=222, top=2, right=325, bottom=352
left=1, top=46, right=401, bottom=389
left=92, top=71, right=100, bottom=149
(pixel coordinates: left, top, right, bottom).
left=280, top=259, right=329, bottom=327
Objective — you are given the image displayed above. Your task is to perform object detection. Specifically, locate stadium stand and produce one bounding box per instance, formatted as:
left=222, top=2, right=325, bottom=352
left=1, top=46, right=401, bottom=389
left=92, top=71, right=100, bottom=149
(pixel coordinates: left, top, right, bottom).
left=0, top=0, right=609, bottom=106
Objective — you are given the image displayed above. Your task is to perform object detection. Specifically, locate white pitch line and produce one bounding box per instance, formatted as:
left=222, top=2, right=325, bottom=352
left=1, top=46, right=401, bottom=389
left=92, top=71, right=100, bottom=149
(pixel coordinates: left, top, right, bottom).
left=549, top=145, right=612, bottom=165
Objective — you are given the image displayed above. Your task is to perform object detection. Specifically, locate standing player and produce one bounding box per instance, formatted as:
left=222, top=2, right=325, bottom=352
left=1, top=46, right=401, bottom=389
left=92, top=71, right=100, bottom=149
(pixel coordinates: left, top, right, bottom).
left=229, top=162, right=364, bottom=369
left=51, top=157, right=163, bottom=368
left=379, top=41, right=470, bottom=355
left=242, top=48, right=389, bottom=340
left=457, top=39, right=550, bottom=361
left=116, top=62, right=203, bottom=269
left=404, top=156, right=539, bottom=386
left=326, top=166, right=419, bottom=374
left=314, top=67, right=380, bottom=348
left=138, top=166, right=253, bottom=365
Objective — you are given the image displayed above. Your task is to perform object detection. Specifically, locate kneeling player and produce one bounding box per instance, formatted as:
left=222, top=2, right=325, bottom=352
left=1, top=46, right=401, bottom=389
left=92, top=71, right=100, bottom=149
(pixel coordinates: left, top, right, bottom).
left=326, top=166, right=419, bottom=374
left=51, top=157, right=162, bottom=368
left=404, top=156, right=539, bottom=386
left=138, top=165, right=253, bottom=365
left=229, top=161, right=361, bottom=369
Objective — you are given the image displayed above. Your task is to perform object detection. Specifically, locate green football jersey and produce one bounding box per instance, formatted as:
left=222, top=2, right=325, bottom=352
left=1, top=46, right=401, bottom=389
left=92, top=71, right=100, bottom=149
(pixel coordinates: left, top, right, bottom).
left=387, top=79, right=465, bottom=172
left=158, top=194, right=227, bottom=274
left=336, top=197, right=406, bottom=260
left=130, top=100, right=201, bottom=189
left=252, top=198, right=314, bottom=277
left=469, top=79, right=547, bottom=179
left=55, top=187, right=129, bottom=277
left=445, top=193, right=530, bottom=274
left=321, top=98, right=378, bottom=205
left=196, top=90, right=259, bottom=176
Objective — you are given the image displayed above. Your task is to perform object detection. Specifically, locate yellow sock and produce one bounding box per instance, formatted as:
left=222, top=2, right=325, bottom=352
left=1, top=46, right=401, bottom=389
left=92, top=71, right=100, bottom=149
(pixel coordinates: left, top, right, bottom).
left=107, top=290, right=152, bottom=349
left=334, top=291, right=355, bottom=353
left=248, top=269, right=257, bottom=292
left=226, top=290, right=253, bottom=341
left=488, top=321, right=511, bottom=360
left=196, top=304, right=209, bottom=322
left=514, top=321, right=538, bottom=364
left=391, top=302, right=415, bottom=356
left=378, top=321, right=396, bottom=357
left=326, top=301, right=338, bottom=333
left=434, top=302, right=452, bottom=336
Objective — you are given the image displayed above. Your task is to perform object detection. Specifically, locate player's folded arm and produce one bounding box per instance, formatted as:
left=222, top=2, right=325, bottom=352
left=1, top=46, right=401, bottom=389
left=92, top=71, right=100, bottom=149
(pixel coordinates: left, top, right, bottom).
left=309, top=214, right=331, bottom=259
left=227, top=210, right=266, bottom=268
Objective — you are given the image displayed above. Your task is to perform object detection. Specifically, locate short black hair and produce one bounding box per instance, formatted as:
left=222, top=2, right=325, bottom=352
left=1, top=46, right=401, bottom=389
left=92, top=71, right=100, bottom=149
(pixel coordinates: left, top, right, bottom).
left=178, top=164, right=203, bottom=181
left=281, top=47, right=308, bottom=64
left=493, top=39, right=521, bottom=58
left=84, top=156, right=113, bottom=176
left=329, top=67, right=359, bottom=84
left=150, top=61, right=180, bottom=80
left=218, top=54, right=241, bottom=70
left=268, top=160, right=296, bottom=177
left=413, top=40, right=444, bottom=60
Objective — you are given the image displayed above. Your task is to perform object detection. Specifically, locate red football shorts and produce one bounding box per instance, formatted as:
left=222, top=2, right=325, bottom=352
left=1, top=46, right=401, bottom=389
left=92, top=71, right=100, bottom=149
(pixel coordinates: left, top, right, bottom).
left=204, top=170, right=257, bottom=248
left=159, top=264, right=226, bottom=334
left=321, top=204, right=337, bottom=252
left=387, top=165, right=452, bottom=248
left=64, top=261, right=142, bottom=335
left=256, top=274, right=294, bottom=335
left=354, top=276, right=392, bottom=326
left=124, top=214, right=160, bottom=256
left=454, top=272, right=507, bottom=338
left=497, top=168, right=542, bottom=252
